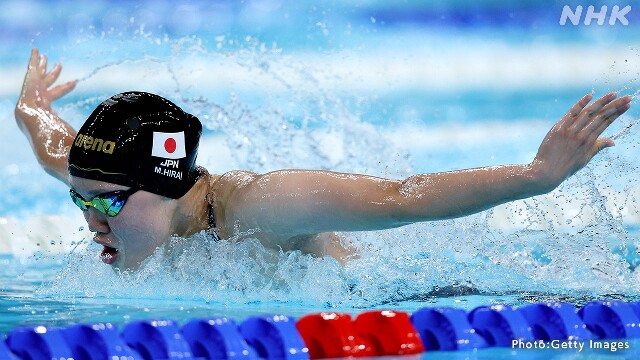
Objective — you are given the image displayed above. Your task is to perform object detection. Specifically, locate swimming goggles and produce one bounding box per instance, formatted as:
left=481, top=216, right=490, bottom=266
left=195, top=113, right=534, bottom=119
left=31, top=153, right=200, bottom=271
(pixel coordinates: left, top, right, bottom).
left=69, top=188, right=138, bottom=217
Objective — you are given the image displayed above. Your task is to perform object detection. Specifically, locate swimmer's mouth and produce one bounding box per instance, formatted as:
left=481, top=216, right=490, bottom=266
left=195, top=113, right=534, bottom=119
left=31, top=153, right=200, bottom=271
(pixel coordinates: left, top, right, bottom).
left=100, top=245, right=119, bottom=265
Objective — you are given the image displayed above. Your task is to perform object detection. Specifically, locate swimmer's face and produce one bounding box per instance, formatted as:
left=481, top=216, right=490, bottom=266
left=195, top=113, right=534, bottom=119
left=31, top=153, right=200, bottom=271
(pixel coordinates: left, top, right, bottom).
left=69, top=176, right=178, bottom=270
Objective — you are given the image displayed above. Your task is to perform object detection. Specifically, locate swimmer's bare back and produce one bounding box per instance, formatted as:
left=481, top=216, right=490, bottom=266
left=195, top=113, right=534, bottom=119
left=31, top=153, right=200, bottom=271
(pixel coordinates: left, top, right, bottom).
left=208, top=171, right=357, bottom=264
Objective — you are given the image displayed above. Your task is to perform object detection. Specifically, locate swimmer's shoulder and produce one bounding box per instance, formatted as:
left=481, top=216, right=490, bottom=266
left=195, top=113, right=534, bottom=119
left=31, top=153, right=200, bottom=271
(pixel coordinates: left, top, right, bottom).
left=206, top=170, right=259, bottom=201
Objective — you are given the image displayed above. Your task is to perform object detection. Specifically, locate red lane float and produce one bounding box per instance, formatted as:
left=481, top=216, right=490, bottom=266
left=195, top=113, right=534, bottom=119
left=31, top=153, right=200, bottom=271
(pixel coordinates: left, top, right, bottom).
left=297, top=310, right=424, bottom=358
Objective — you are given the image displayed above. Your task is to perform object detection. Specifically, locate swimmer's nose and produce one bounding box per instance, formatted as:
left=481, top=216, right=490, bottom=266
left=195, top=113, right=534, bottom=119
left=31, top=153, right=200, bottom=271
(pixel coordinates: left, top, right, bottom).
left=86, top=207, right=110, bottom=234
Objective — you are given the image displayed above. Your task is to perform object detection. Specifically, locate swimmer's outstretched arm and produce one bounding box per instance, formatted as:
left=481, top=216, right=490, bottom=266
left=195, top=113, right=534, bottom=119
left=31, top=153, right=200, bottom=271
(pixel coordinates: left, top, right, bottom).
left=228, top=93, right=631, bottom=238
left=15, top=48, right=77, bottom=185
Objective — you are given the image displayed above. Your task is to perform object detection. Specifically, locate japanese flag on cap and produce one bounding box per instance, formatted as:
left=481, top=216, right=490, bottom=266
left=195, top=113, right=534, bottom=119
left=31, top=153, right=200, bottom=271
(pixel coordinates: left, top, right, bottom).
left=152, top=131, right=187, bottom=159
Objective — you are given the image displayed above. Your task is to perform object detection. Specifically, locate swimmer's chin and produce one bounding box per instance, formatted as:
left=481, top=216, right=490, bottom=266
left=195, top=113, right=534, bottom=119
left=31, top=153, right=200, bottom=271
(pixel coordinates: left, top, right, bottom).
left=108, top=260, right=140, bottom=273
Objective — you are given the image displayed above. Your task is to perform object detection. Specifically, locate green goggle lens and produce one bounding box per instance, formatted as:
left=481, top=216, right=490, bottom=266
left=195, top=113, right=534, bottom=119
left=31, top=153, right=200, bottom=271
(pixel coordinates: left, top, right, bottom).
left=69, top=188, right=138, bottom=217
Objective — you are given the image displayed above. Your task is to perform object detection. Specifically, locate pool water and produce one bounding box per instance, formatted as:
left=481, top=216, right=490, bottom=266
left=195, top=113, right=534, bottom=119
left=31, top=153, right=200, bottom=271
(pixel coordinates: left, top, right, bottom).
left=1, top=0, right=640, bottom=358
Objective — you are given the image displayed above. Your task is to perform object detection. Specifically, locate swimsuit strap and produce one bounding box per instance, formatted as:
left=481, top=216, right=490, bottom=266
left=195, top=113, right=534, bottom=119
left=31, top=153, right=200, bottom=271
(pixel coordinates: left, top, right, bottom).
left=208, top=203, right=221, bottom=242
left=204, top=170, right=223, bottom=242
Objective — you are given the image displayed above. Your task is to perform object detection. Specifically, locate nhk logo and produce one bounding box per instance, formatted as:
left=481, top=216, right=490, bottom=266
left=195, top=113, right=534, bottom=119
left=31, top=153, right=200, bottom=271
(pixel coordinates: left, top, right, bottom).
left=560, top=5, right=631, bottom=26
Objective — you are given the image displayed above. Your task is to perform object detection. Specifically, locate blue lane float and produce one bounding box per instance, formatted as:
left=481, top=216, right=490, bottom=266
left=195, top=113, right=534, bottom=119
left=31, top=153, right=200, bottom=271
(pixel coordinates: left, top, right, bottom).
left=518, top=302, right=593, bottom=341
left=239, top=315, right=309, bottom=359
left=122, top=319, right=193, bottom=359
left=6, top=326, right=74, bottom=360
left=0, top=336, right=18, bottom=360
left=628, top=301, right=640, bottom=321
left=410, top=307, right=488, bottom=351
left=182, top=317, right=257, bottom=359
left=578, top=301, right=640, bottom=339
left=3, top=301, right=640, bottom=359
left=468, top=304, right=535, bottom=347
left=62, top=323, right=141, bottom=359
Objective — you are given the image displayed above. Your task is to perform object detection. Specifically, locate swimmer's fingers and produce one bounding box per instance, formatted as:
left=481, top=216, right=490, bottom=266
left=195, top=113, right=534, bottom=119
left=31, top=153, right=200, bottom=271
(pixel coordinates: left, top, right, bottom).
left=44, top=63, right=63, bottom=87
left=20, top=49, right=75, bottom=106
left=569, top=92, right=617, bottom=132
left=39, top=53, right=49, bottom=76
left=27, top=48, right=40, bottom=74
left=586, top=95, right=631, bottom=138
left=49, top=80, right=76, bottom=100
left=23, top=49, right=47, bottom=87
left=563, top=93, right=593, bottom=123
left=20, top=49, right=42, bottom=102
left=37, top=52, right=64, bottom=88
left=584, top=97, right=631, bottom=156
left=23, top=49, right=43, bottom=87
left=592, top=138, right=616, bottom=157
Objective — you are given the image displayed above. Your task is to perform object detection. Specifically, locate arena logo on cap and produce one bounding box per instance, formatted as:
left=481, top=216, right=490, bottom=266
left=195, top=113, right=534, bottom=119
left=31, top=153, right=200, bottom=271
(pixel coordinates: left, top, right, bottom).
left=74, top=134, right=116, bottom=154
left=152, top=131, right=187, bottom=159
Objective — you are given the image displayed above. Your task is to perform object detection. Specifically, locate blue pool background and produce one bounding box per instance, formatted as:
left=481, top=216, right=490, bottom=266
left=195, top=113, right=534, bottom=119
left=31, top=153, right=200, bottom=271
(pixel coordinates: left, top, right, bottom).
left=1, top=0, right=640, bottom=358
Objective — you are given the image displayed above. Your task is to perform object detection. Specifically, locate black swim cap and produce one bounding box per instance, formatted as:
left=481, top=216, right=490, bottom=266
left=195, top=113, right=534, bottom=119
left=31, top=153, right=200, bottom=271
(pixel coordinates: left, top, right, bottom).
left=68, top=91, right=201, bottom=199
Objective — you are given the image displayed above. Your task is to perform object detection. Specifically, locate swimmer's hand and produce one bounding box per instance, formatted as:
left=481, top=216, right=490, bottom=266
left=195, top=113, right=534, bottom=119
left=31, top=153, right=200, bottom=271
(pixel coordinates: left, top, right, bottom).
left=531, top=92, right=631, bottom=192
left=16, top=48, right=76, bottom=118
left=15, top=48, right=77, bottom=185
